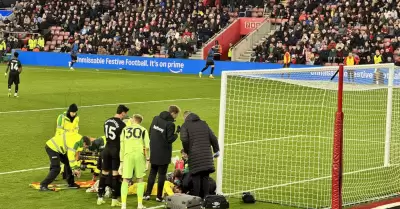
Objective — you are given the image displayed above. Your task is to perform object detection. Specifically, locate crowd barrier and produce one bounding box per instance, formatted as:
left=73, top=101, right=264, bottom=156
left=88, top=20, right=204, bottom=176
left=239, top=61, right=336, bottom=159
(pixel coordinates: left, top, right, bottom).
left=17, top=51, right=400, bottom=85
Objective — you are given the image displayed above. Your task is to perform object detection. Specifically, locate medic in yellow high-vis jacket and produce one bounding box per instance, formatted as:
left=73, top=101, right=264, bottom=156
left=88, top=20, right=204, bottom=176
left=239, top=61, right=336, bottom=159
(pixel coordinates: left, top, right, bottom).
left=39, top=133, right=92, bottom=191
left=56, top=104, right=80, bottom=136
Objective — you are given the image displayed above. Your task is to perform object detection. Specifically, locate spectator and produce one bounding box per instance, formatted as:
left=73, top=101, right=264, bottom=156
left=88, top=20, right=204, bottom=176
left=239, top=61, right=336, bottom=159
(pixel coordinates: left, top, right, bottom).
left=174, top=47, right=185, bottom=58
left=252, top=0, right=400, bottom=66
left=180, top=111, right=219, bottom=199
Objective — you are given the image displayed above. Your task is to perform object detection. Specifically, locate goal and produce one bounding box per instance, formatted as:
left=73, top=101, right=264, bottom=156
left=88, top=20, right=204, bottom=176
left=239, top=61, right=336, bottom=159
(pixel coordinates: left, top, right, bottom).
left=216, top=63, right=400, bottom=208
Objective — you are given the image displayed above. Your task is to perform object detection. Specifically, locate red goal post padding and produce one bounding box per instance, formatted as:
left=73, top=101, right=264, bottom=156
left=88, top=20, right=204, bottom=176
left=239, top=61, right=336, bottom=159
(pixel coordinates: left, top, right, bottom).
left=331, top=64, right=344, bottom=209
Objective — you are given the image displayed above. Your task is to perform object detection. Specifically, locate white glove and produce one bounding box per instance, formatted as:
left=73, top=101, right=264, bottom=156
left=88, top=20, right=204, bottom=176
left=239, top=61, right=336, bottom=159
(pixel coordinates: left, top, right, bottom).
left=213, top=151, right=220, bottom=158
left=73, top=169, right=81, bottom=178
left=118, top=162, right=123, bottom=175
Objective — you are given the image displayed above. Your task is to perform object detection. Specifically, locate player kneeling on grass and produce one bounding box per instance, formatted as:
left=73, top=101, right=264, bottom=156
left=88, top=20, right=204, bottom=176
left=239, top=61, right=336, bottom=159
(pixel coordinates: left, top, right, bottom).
left=119, top=114, right=150, bottom=209
left=40, top=135, right=92, bottom=191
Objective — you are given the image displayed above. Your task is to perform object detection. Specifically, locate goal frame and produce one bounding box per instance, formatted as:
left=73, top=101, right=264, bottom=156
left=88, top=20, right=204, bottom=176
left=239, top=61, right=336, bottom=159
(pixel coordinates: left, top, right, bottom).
left=216, top=63, right=396, bottom=208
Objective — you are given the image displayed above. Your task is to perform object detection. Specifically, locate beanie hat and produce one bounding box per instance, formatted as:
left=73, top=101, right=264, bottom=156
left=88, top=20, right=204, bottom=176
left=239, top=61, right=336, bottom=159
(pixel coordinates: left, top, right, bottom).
left=68, top=103, right=78, bottom=112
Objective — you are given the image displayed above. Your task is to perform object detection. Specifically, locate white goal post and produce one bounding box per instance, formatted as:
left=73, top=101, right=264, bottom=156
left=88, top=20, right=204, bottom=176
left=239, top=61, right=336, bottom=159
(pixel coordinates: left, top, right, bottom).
left=216, top=63, right=400, bottom=208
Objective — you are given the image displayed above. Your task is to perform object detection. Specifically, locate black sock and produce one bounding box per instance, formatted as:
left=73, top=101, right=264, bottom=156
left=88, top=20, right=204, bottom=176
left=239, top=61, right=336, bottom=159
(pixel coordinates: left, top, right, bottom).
left=15, top=84, right=18, bottom=93
left=7, top=84, right=11, bottom=89
left=111, top=175, right=120, bottom=199
left=201, top=65, right=208, bottom=72
left=71, top=61, right=75, bottom=67
left=97, top=174, right=107, bottom=198
left=210, top=67, right=214, bottom=75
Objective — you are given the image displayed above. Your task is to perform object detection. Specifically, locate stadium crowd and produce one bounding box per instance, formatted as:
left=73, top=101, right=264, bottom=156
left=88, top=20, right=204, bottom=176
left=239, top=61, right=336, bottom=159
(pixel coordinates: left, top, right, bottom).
left=253, top=0, right=400, bottom=66
left=0, top=0, right=267, bottom=58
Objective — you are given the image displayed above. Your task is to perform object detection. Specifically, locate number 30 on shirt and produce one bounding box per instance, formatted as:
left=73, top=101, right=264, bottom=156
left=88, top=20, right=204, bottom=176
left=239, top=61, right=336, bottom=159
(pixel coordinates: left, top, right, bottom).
left=125, top=128, right=143, bottom=140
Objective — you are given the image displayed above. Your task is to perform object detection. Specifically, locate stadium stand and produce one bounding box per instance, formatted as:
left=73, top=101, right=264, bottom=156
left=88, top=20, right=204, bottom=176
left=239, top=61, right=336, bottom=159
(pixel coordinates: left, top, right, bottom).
left=252, top=0, right=400, bottom=66
left=0, top=0, right=265, bottom=59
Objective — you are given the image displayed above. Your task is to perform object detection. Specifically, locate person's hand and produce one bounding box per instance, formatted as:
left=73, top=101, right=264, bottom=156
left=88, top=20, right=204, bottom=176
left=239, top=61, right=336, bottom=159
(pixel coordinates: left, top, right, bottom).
left=118, top=162, right=123, bottom=175
left=4, top=72, right=6, bottom=78
left=176, top=125, right=181, bottom=134
left=73, top=169, right=81, bottom=178
left=213, top=151, right=220, bottom=158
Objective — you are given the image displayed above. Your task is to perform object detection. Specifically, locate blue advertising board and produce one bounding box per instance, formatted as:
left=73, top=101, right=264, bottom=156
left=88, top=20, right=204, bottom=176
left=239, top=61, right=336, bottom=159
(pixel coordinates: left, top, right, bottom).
left=17, top=51, right=310, bottom=75
left=17, top=51, right=400, bottom=85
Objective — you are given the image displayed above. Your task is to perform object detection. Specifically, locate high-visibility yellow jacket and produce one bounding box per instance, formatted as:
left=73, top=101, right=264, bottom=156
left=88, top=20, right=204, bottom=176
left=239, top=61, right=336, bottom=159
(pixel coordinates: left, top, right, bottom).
left=46, top=132, right=83, bottom=169
left=228, top=47, right=232, bottom=58
left=374, top=55, right=382, bottom=64
left=0, top=40, right=6, bottom=50
left=345, top=56, right=354, bottom=66
left=38, top=37, right=45, bottom=48
left=28, top=39, right=37, bottom=49
left=56, top=112, right=80, bottom=136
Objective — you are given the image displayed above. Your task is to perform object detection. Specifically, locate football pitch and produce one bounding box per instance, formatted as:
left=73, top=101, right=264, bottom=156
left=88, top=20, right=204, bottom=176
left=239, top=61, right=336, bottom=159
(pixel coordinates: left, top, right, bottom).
left=0, top=66, right=292, bottom=209
left=1, top=66, right=400, bottom=209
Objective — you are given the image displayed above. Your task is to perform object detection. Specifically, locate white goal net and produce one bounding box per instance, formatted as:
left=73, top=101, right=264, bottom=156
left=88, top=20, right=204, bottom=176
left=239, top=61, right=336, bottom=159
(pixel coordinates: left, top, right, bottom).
left=217, top=64, right=400, bottom=208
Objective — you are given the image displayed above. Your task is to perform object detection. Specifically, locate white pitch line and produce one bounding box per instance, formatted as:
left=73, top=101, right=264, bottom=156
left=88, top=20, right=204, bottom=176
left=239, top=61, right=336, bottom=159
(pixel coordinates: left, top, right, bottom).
left=24, top=67, right=220, bottom=80
left=0, top=135, right=384, bottom=176
left=373, top=202, right=400, bottom=209
left=0, top=97, right=218, bottom=114
left=146, top=205, right=166, bottom=209
left=225, top=135, right=305, bottom=146
left=225, top=163, right=400, bottom=196
left=0, top=167, right=49, bottom=175
left=0, top=135, right=300, bottom=175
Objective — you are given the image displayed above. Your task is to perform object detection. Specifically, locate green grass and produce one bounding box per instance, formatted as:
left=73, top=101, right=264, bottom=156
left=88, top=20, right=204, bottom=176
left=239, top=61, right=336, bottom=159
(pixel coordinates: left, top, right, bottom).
left=222, top=76, right=400, bottom=208
left=1, top=66, right=399, bottom=209
left=0, top=66, right=294, bottom=209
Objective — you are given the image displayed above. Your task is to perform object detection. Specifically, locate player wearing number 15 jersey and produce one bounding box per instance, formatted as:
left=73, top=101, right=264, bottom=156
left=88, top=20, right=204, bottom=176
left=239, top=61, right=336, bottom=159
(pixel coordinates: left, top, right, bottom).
left=5, top=52, right=22, bottom=98
left=97, top=105, right=129, bottom=207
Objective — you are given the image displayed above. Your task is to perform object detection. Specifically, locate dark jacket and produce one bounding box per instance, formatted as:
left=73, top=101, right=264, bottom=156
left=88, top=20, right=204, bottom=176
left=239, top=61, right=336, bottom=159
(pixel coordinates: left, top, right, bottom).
left=180, top=113, right=219, bottom=175
left=149, top=111, right=178, bottom=165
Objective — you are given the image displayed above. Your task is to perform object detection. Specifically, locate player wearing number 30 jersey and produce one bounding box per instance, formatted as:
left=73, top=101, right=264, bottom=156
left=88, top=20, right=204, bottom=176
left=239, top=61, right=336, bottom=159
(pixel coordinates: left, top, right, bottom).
left=119, top=114, right=150, bottom=209
left=97, top=105, right=129, bottom=207
left=5, top=52, right=22, bottom=98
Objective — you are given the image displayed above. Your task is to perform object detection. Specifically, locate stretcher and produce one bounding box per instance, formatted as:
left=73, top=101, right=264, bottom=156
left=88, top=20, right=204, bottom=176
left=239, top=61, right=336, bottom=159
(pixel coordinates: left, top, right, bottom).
left=29, top=181, right=95, bottom=191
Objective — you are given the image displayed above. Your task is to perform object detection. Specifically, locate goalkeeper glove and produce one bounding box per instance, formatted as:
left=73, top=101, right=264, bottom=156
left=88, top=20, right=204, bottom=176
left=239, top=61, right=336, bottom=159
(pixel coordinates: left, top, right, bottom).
left=176, top=125, right=181, bottom=134
left=213, top=151, right=220, bottom=158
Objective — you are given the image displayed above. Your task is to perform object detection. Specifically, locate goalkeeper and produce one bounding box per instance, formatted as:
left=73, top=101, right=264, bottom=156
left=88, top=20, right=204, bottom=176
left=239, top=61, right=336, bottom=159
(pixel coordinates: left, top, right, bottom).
left=119, top=114, right=150, bottom=209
